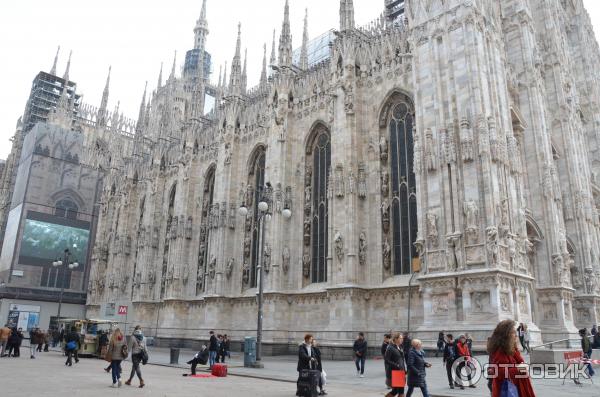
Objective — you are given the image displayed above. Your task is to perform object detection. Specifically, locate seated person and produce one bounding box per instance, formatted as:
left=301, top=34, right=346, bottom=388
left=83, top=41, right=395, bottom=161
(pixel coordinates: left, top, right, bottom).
left=185, top=345, right=209, bottom=375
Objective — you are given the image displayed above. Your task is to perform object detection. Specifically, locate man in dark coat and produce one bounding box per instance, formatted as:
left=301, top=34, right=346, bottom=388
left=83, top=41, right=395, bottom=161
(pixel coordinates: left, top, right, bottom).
left=208, top=331, right=218, bottom=368
left=64, top=326, right=80, bottom=366
left=442, top=334, right=457, bottom=389
left=185, top=345, right=209, bottom=375
left=353, top=332, right=367, bottom=377
left=296, top=334, right=316, bottom=396
left=405, top=339, right=431, bottom=397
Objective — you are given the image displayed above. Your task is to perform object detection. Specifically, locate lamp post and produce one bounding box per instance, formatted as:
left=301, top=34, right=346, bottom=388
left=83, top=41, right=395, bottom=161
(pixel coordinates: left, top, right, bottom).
left=238, top=183, right=292, bottom=367
left=52, top=245, right=79, bottom=322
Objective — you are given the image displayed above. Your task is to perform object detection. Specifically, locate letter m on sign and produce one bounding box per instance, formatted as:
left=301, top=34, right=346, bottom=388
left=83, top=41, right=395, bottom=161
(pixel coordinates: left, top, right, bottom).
left=118, top=306, right=128, bottom=315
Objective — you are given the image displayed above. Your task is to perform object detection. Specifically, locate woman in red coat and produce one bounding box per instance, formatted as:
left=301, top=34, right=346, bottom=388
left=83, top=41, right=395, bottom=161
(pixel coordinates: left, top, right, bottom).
left=488, top=320, right=536, bottom=397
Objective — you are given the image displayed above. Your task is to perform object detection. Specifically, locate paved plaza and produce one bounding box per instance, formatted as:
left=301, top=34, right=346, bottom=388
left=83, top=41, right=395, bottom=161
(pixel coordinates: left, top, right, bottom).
left=1, top=344, right=599, bottom=396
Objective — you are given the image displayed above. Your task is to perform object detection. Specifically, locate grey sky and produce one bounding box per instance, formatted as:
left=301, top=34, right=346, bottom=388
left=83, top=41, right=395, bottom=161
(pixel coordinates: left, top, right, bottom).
left=1, top=1, right=600, bottom=159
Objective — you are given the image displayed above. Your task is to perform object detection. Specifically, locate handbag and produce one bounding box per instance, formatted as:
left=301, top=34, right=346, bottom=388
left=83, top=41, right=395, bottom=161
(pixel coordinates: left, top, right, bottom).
left=391, top=370, right=406, bottom=388
left=141, top=348, right=149, bottom=365
left=66, top=341, right=77, bottom=351
left=500, top=379, right=519, bottom=397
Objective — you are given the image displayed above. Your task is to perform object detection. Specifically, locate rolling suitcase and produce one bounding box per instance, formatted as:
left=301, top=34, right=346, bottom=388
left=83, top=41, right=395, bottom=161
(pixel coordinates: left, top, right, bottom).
left=211, top=363, right=228, bottom=377
left=297, top=369, right=320, bottom=397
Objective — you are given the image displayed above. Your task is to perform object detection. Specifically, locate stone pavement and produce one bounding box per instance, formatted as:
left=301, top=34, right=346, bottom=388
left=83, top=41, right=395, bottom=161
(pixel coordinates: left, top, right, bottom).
left=3, top=344, right=599, bottom=396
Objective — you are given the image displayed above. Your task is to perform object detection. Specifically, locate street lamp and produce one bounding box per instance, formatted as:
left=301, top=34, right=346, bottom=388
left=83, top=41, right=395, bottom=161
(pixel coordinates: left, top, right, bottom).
left=53, top=244, right=79, bottom=322
left=238, top=182, right=291, bottom=367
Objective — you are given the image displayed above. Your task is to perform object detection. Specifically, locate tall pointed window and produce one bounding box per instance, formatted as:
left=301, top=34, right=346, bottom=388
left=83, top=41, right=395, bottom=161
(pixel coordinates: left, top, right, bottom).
left=161, top=184, right=176, bottom=298
left=197, top=166, right=215, bottom=295
left=249, top=150, right=266, bottom=288
left=305, top=126, right=330, bottom=283
left=388, top=99, right=417, bottom=275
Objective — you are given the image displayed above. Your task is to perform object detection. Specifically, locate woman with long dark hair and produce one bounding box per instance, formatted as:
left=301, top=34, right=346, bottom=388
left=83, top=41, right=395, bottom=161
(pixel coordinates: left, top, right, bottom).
left=488, top=320, right=536, bottom=397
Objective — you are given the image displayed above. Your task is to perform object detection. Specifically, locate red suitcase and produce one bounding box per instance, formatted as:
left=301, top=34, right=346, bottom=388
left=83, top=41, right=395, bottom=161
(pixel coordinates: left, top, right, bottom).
left=211, top=363, right=228, bottom=377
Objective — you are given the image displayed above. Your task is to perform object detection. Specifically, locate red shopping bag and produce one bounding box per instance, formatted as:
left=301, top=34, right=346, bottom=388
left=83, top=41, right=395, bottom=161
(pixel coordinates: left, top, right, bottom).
left=391, top=370, right=406, bottom=387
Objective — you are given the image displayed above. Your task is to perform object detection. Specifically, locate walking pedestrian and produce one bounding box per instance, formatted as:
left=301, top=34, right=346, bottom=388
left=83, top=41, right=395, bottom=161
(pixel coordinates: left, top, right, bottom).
left=488, top=319, right=536, bottom=397
left=312, top=339, right=327, bottom=395
left=402, top=332, right=412, bottom=362
left=442, top=334, right=457, bottom=389
left=223, top=334, right=231, bottom=360
left=10, top=327, right=24, bottom=357
left=517, top=323, right=525, bottom=351
left=106, top=328, right=127, bottom=387
left=208, top=331, right=218, bottom=368
left=592, top=325, right=597, bottom=336
left=0, top=323, right=11, bottom=357
left=64, top=326, right=80, bottom=366
left=353, top=332, right=367, bottom=377
left=580, top=328, right=595, bottom=378
left=125, top=327, right=146, bottom=388
left=406, top=339, right=431, bottom=397
left=36, top=328, right=44, bottom=352
left=384, top=332, right=406, bottom=397
left=435, top=331, right=445, bottom=358
left=296, top=334, right=316, bottom=397
left=43, top=330, right=50, bottom=352
left=464, top=333, right=473, bottom=355
left=455, top=335, right=475, bottom=389
left=593, top=327, right=600, bottom=349
left=98, top=330, right=109, bottom=358
left=30, top=328, right=41, bottom=358
left=217, top=334, right=226, bottom=363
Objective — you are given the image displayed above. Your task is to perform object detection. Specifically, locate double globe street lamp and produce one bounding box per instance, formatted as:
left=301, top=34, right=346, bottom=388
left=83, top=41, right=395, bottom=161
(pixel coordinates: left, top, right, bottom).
left=238, top=183, right=291, bottom=367
left=52, top=245, right=79, bottom=321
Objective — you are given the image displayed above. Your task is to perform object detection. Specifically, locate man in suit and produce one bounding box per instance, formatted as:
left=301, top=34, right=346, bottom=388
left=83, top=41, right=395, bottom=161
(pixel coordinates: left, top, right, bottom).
left=296, top=334, right=316, bottom=396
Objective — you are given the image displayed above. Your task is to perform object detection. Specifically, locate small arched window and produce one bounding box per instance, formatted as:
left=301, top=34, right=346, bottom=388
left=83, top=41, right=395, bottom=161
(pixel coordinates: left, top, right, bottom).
left=55, top=199, right=78, bottom=220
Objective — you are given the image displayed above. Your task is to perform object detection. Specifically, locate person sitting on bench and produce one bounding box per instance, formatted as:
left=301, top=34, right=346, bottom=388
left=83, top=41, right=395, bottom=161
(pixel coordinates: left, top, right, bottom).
left=186, top=345, right=209, bottom=375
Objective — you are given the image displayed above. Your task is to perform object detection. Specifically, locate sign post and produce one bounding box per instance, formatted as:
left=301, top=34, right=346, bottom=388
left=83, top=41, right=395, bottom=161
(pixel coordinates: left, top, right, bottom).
left=118, top=306, right=128, bottom=335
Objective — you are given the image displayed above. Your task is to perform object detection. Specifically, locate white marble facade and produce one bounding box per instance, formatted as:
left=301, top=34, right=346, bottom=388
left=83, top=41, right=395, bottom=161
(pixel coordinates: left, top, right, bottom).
left=82, top=0, right=600, bottom=347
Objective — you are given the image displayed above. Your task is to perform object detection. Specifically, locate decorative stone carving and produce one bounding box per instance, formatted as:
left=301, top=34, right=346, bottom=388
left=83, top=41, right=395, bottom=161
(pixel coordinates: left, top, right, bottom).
left=302, top=254, right=311, bottom=278
left=228, top=204, right=236, bottom=229
left=413, top=127, right=422, bottom=175
left=182, top=264, right=190, bottom=284
left=577, top=308, right=591, bottom=323
left=358, top=232, right=367, bottom=266
left=303, top=218, right=311, bottom=246
left=242, top=262, right=250, bottom=285
left=358, top=163, right=367, bottom=199
left=471, top=291, right=490, bottom=313
left=486, top=226, right=499, bottom=266
left=335, top=165, right=345, bottom=198
left=274, top=183, right=283, bottom=213
left=379, top=136, right=388, bottom=163
left=381, top=170, right=389, bottom=197
left=244, top=236, right=251, bottom=258
left=284, top=186, right=293, bottom=211
left=463, top=200, right=479, bottom=244
left=170, top=216, right=178, bottom=239
left=219, top=203, right=227, bottom=228
left=426, top=212, right=439, bottom=248
left=543, top=303, right=558, bottom=320
left=185, top=216, right=193, bottom=239
left=425, top=129, right=437, bottom=171
left=382, top=238, right=391, bottom=270
left=381, top=200, right=390, bottom=233
left=498, top=200, right=509, bottom=239
left=327, top=169, right=334, bottom=200
left=584, top=267, right=598, bottom=294
left=245, top=184, right=254, bottom=208
left=347, top=171, right=355, bottom=195
left=446, top=233, right=463, bottom=271
left=304, top=166, right=312, bottom=187
left=208, top=256, right=216, bottom=280
left=225, top=258, right=234, bottom=279
left=304, top=186, right=312, bottom=215
left=460, top=117, right=473, bottom=162
left=432, top=295, right=449, bottom=314
left=334, top=232, right=344, bottom=261
left=441, top=127, right=456, bottom=164
left=518, top=294, right=529, bottom=314
left=263, top=243, right=271, bottom=273
left=282, top=247, right=290, bottom=275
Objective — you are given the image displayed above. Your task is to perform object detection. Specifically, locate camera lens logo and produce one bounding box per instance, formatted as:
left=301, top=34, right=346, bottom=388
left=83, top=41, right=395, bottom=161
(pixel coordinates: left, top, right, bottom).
left=451, top=356, right=483, bottom=387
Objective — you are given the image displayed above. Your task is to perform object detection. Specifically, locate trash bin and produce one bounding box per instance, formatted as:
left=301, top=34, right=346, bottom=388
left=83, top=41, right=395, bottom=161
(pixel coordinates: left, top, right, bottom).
left=244, top=337, right=256, bottom=367
left=170, top=347, right=180, bottom=364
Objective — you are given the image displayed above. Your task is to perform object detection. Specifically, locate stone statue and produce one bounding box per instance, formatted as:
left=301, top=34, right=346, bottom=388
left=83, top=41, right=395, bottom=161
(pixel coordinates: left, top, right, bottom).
left=379, top=136, right=388, bottom=162
left=274, top=183, right=283, bottom=213
left=244, top=236, right=251, bottom=258
left=382, top=238, right=391, bottom=270
left=305, top=166, right=312, bottom=187
left=381, top=200, right=390, bottom=233
left=182, top=264, right=190, bottom=284
left=347, top=171, right=355, bottom=195
left=446, top=233, right=463, bottom=271
left=304, top=218, right=311, bottom=246
left=486, top=226, right=499, bottom=266
left=263, top=243, right=272, bottom=273
left=425, top=129, right=437, bottom=171
left=426, top=212, right=439, bottom=248
left=246, top=184, right=254, bottom=208
left=226, top=258, right=234, bottom=279
left=228, top=204, right=236, bottom=229
left=358, top=164, right=367, bottom=199
left=185, top=216, right=193, bottom=239
left=463, top=200, right=479, bottom=244
left=335, top=166, right=345, bottom=198
left=334, top=232, right=344, bottom=261
left=282, top=247, right=290, bottom=275
left=381, top=170, right=389, bottom=197
left=242, top=262, right=250, bottom=285
left=304, top=186, right=312, bottom=212
left=302, top=254, right=311, bottom=278
left=208, top=256, right=216, bottom=280
left=359, top=232, right=367, bottom=266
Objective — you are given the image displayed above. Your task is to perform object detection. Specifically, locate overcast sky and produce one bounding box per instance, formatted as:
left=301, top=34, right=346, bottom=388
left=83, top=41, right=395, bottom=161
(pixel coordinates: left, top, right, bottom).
left=1, top=0, right=600, bottom=159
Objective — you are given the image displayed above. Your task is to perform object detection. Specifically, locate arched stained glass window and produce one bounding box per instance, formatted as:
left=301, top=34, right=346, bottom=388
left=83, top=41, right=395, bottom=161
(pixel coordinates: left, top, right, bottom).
left=249, top=151, right=266, bottom=288
left=197, top=167, right=215, bottom=295
left=389, top=101, right=418, bottom=275
left=308, top=128, right=330, bottom=283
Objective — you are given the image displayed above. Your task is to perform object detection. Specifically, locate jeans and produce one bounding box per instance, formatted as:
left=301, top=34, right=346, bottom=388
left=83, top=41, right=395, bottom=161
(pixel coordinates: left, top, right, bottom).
left=30, top=344, right=36, bottom=358
left=111, top=360, right=122, bottom=384
left=355, top=356, right=366, bottom=374
left=445, top=361, right=454, bottom=386
left=406, top=384, right=430, bottom=397
left=209, top=350, right=217, bottom=367
left=456, top=360, right=474, bottom=386
left=585, top=351, right=595, bottom=377
left=129, top=353, right=143, bottom=381
left=65, top=349, right=78, bottom=365
left=0, top=340, right=7, bottom=356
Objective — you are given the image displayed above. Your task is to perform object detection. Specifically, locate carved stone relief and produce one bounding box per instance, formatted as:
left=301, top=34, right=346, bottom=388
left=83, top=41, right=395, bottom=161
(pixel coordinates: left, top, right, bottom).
left=358, top=232, right=367, bottom=266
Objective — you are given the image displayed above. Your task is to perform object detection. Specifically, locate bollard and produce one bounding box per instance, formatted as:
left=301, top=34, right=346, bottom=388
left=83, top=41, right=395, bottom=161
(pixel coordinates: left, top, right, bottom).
left=170, top=347, right=180, bottom=364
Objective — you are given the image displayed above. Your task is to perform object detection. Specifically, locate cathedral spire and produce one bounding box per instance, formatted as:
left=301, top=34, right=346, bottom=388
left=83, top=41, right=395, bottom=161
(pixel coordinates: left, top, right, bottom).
left=169, top=51, right=177, bottom=81
left=50, top=46, right=60, bottom=76
left=98, top=66, right=111, bottom=127
left=223, top=61, right=228, bottom=91
left=63, top=50, right=72, bottom=82
left=217, top=64, right=222, bottom=88
left=136, top=82, right=147, bottom=130
left=300, top=8, right=309, bottom=70
left=278, top=0, right=293, bottom=68
left=194, top=0, right=209, bottom=50
left=229, top=23, right=243, bottom=94
left=157, top=62, right=163, bottom=88
left=340, top=0, right=355, bottom=31
left=270, top=29, right=277, bottom=67
left=260, top=43, right=268, bottom=87
left=242, top=48, right=248, bottom=93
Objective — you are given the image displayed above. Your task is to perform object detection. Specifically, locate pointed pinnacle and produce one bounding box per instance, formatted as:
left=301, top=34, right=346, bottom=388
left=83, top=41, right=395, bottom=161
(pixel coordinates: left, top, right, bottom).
left=157, top=62, right=164, bottom=88
left=170, top=51, right=177, bottom=79
left=63, top=50, right=72, bottom=82
left=50, top=46, right=60, bottom=76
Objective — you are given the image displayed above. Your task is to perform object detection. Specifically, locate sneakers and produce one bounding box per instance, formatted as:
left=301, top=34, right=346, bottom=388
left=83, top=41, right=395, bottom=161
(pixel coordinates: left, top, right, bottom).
left=360, top=374, right=364, bottom=378
left=110, top=384, right=118, bottom=388
left=117, top=380, right=122, bottom=388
